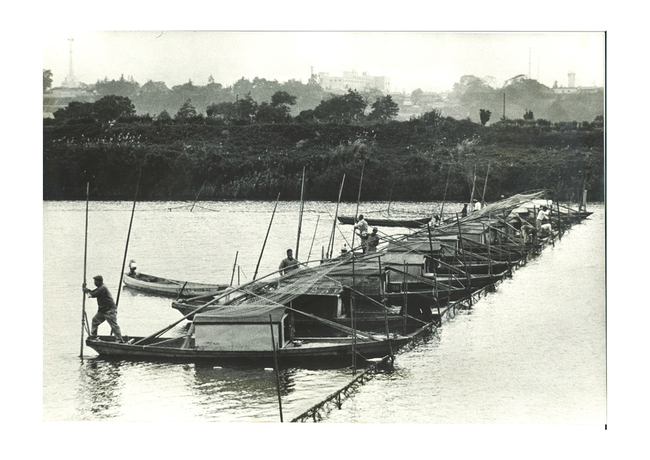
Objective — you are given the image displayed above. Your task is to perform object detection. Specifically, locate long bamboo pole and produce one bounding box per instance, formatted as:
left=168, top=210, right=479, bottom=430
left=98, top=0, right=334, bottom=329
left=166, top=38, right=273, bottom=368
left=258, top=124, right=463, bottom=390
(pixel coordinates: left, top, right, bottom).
left=469, top=166, right=477, bottom=205
left=115, top=167, right=142, bottom=308
left=253, top=193, right=280, bottom=281
left=439, top=164, right=452, bottom=219
left=328, top=175, right=346, bottom=259
left=269, top=314, right=284, bottom=423
left=295, top=166, right=306, bottom=260
left=456, top=213, right=472, bottom=291
left=230, top=251, right=239, bottom=286
left=481, top=163, right=491, bottom=206
left=80, top=182, right=90, bottom=358
left=351, top=161, right=365, bottom=254
left=306, top=215, right=320, bottom=263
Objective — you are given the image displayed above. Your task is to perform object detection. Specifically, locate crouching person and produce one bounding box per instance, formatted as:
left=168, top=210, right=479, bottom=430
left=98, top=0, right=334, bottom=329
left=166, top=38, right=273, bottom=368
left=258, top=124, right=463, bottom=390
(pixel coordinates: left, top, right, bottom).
left=83, top=275, right=124, bottom=342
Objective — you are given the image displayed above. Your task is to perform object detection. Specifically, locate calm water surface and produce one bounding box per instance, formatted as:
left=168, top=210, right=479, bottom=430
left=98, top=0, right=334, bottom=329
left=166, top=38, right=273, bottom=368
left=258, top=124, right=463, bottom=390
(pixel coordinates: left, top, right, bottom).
left=43, top=200, right=605, bottom=423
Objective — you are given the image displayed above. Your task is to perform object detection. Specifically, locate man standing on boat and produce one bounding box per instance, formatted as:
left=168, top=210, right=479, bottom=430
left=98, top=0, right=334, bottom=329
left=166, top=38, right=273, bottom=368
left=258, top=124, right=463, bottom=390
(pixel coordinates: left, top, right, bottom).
left=83, top=275, right=124, bottom=342
left=536, top=206, right=553, bottom=235
left=279, top=249, right=300, bottom=275
left=354, top=215, right=369, bottom=253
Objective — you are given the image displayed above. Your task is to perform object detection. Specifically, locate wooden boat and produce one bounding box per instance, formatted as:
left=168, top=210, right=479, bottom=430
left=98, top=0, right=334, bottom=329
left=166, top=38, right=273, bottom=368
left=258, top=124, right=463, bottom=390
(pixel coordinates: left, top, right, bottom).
left=85, top=305, right=427, bottom=368
left=337, top=216, right=432, bottom=228
left=123, top=272, right=229, bottom=298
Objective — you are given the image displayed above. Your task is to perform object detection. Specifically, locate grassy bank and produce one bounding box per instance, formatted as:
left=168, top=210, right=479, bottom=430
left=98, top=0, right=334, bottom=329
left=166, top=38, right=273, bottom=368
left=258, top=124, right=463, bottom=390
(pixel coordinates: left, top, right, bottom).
left=43, top=116, right=604, bottom=203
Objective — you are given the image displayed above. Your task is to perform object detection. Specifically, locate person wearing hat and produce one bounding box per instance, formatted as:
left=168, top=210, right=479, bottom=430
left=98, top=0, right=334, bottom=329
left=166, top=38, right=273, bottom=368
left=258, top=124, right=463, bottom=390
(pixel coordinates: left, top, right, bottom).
left=473, top=199, right=482, bottom=212
left=82, top=275, right=124, bottom=342
left=367, top=227, right=380, bottom=253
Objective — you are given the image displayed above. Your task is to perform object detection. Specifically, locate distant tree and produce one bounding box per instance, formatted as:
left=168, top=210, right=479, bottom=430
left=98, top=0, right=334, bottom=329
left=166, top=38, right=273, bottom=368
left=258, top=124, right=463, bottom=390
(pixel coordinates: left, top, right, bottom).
left=156, top=110, right=172, bottom=122
left=206, top=101, right=236, bottom=119
left=419, top=109, right=442, bottom=125
left=43, top=69, right=53, bottom=92
left=256, top=102, right=290, bottom=123
left=95, top=76, right=140, bottom=98
left=479, top=109, right=491, bottom=125
left=411, top=88, right=424, bottom=106
left=53, top=101, right=95, bottom=121
left=175, top=99, right=198, bottom=120
left=368, top=95, right=399, bottom=122
left=313, top=88, right=366, bottom=123
left=94, top=95, right=136, bottom=121
left=271, top=91, right=297, bottom=107
left=234, top=93, right=258, bottom=121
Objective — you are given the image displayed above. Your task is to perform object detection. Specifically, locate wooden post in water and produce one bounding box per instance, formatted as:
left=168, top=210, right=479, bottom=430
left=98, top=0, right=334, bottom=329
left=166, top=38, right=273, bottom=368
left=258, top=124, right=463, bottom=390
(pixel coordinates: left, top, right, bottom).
left=403, top=260, right=408, bottom=334
left=230, top=251, right=238, bottom=286
left=328, top=175, right=346, bottom=259
left=378, top=257, right=393, bottom=360
left=269, top=314, right=284, bottom=423
left=190, top=180, right=206, bottom=212
left=80, top=182, right=90, bottom=358
left=254, top=193, right=280, bottom=280
left=115, top=167, right=142, bottom=309
left=486, top=214, right=493, bottom=275
left=295, top=166, right=306, bottom=260
left=351, top=294, right=357, bottom=375
left=556, top=202, right=562, bottom=240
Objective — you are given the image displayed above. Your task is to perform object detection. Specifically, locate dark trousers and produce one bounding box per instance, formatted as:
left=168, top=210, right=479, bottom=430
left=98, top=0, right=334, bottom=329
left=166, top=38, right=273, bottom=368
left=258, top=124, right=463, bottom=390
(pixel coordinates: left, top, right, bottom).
left=91, top=308, right=123, bottom=341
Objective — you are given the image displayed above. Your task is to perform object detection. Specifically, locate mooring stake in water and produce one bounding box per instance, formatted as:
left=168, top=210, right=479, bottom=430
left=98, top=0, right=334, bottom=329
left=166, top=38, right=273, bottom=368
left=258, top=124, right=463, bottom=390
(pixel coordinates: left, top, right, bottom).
left=269, top=314, right=283, bottom=422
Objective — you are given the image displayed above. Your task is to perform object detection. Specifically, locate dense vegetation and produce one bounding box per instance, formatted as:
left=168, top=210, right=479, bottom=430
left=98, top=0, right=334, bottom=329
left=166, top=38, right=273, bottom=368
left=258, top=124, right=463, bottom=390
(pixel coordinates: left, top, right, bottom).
left=43, top=101, right=604, bottom=203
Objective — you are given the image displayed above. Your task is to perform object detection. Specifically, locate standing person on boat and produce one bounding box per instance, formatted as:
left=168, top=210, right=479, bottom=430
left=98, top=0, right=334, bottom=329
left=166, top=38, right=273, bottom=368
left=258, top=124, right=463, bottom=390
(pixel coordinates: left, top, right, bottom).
left=367, top=227, right=380, bottom=252
left=82, top=275, right=124, bottom=342
left=354, top=214, right=369, bottom=234
left=279, top=249, right=300, bottom=275
left=354, top=215, right=369, bottom=253
left=473, top=199, right=482, bottom=212
left=536, top=206, right=552, bottom=235
left=461, top=203, right=468, bottom=218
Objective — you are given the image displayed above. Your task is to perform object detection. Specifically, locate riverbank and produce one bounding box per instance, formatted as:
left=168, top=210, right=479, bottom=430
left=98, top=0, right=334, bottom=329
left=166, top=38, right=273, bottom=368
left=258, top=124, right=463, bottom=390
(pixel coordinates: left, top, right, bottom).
left=43, top=118, right=604, bottom=202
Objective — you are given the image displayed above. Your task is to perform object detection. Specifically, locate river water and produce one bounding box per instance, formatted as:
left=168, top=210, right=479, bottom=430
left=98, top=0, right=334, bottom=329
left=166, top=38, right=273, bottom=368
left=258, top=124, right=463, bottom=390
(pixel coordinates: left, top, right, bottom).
left=42, top=200, right=605, bottom=424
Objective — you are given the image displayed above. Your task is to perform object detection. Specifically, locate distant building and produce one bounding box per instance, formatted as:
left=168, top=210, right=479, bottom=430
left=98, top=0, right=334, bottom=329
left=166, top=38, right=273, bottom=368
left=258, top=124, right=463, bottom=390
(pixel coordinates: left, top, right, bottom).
left=552, top=72, right=602, bottom=95
left=317, top=70, right=390, bottom=93
left=43, top=85, right=96, bottom=118
left=43, top=37, right=96, bottom=118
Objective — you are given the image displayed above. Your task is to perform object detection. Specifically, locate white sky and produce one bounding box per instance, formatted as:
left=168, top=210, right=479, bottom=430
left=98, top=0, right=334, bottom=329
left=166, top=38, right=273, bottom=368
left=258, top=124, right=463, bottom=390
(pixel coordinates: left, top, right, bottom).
left=42, top=31, right=604, bottom=93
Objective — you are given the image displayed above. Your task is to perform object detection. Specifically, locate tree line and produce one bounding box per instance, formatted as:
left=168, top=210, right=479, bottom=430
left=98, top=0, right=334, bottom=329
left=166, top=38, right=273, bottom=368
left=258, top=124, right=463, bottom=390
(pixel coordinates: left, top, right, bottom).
left=49, top=89, right=400, bottom=126
left=44, top=105, right=604, bottom=204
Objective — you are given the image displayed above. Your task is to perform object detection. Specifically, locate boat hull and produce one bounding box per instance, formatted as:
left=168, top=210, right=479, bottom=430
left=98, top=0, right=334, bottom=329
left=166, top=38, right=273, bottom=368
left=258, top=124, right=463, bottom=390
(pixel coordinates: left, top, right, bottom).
left=337, top=216, right=431, bottom=228
left=85, top=335, right=411, bottom=368
left=123, top=273, right=228, bottom=298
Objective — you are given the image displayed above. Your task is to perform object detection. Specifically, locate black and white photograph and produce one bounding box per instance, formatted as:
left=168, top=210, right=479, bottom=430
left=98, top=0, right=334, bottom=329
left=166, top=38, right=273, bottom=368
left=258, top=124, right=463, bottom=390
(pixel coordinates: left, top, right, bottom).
left=24, top=4, right=639, bottom=453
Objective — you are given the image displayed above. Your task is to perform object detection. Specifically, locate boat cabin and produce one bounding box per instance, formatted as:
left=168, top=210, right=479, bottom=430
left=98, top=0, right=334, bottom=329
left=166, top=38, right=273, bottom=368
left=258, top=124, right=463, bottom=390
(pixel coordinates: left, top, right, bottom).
left=193, top=305, right=289, bottom=351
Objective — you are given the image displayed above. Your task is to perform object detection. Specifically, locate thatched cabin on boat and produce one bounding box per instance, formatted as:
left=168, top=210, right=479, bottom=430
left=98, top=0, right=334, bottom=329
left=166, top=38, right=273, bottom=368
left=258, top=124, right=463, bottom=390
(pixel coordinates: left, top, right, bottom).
left=193, top=305, right=289, bottom=351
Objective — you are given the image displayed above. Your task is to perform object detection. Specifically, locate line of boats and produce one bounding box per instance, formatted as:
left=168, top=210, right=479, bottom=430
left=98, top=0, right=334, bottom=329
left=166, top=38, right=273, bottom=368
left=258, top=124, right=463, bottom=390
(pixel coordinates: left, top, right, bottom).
left=86, top=191, right=592, bottom=368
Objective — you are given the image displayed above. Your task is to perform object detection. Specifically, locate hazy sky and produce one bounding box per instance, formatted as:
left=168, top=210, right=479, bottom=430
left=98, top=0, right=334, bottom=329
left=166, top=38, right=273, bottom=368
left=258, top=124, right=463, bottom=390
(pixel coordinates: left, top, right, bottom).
left=42, top=31, right=604, bottom=93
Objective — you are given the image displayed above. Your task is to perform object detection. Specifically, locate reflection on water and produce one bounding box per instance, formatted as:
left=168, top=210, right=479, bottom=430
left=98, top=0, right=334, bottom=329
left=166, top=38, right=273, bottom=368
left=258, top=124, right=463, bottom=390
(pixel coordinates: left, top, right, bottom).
left=44, top=201, right=605, bottom=423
